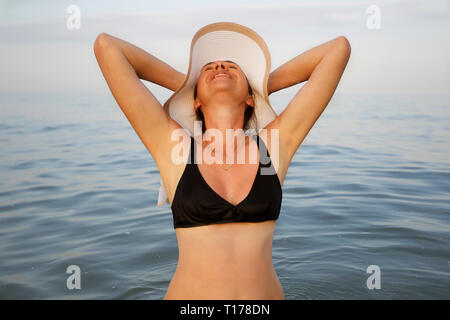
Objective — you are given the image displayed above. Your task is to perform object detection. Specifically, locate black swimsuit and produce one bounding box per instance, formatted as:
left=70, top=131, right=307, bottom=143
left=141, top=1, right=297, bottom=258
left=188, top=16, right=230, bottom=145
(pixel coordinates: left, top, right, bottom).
left=171, top=135, right=282, bottom=229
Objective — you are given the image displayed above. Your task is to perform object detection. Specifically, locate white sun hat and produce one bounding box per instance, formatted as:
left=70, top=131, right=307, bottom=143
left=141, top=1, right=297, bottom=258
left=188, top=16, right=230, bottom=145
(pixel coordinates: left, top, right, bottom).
left=157, top=21, right=277, bottom=206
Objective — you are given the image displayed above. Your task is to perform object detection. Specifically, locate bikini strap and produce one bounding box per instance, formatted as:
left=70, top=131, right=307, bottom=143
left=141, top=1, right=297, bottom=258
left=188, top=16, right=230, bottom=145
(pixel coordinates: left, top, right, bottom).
left=189, top=135, right=195, bottom=164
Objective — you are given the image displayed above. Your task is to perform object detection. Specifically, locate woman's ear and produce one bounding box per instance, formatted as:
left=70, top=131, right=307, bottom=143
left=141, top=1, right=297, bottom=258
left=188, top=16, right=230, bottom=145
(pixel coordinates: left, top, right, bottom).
left=245, top=95, right=255, bottom=108
left=194, top=99, right=201, bottom=112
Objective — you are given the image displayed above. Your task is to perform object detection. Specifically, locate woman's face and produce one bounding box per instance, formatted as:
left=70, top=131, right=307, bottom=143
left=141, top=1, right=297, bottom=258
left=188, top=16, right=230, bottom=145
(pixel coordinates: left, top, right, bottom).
left=194, top=60, right=254, bottom=112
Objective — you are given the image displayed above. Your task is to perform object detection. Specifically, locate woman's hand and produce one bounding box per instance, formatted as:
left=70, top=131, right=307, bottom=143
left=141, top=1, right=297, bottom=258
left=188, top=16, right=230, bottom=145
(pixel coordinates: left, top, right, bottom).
left=267, top=75, right=274, bottom=96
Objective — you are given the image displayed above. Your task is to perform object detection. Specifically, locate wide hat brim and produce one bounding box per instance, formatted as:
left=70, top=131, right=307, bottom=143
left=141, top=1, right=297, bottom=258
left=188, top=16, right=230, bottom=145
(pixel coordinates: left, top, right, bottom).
left=162, top=21, right=277, bottom=137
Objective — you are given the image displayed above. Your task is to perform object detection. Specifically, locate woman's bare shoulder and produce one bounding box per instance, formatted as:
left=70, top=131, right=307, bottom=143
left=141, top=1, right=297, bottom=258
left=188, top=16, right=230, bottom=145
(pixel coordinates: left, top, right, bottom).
left=260, top=117, right=290, bottom=187
left=155, top=117, right=192, bottom=203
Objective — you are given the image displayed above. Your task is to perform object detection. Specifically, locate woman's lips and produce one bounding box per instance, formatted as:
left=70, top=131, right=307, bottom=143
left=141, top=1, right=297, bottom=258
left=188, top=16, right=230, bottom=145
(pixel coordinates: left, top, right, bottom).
left=213, top=73, right=231, bottom=80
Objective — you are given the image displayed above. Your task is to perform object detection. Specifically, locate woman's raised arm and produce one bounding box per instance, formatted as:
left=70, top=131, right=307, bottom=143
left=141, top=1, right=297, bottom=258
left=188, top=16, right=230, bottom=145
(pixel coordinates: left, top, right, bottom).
left=266, top=36, right=351, bottom=162
left=95, top=33, right=185, bottom=91
left=93, top=33, right=186, bottom=163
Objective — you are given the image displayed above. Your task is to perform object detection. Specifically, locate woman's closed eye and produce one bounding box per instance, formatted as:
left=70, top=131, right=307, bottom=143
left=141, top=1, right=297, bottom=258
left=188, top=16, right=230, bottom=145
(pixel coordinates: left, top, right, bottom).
left=204, top=65, right=237, bottom=71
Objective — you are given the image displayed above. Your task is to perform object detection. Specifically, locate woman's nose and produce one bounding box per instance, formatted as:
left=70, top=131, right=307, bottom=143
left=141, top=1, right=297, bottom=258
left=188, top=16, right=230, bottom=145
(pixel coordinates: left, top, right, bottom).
left=215, top=62, right=226, bottom=70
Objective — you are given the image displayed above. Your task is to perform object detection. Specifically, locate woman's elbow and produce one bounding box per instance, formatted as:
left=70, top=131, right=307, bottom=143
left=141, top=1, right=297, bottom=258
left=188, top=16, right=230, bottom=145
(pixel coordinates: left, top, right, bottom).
left=93, top=32, right=112, bottom=55
left=335, top=36, right=351, bottom=57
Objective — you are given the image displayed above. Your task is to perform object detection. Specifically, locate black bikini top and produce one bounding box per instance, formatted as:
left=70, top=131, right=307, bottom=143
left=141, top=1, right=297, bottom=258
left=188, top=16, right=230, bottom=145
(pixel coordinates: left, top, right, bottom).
left=171, top=134, right=282, bottom=229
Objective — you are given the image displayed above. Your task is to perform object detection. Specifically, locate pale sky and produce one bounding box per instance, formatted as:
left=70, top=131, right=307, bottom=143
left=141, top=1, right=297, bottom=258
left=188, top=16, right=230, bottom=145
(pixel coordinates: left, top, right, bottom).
left=0, top=0, right=449, bottom=98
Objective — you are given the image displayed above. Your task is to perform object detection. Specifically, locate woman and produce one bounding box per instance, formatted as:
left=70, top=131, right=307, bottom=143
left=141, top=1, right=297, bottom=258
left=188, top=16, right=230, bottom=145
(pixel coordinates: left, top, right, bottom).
left=94, top=22, right=350, bottom=299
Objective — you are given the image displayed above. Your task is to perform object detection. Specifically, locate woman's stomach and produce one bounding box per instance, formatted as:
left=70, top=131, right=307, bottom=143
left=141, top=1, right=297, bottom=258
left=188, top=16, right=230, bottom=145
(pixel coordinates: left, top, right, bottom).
left=164, top=221, right=285, bottom=299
